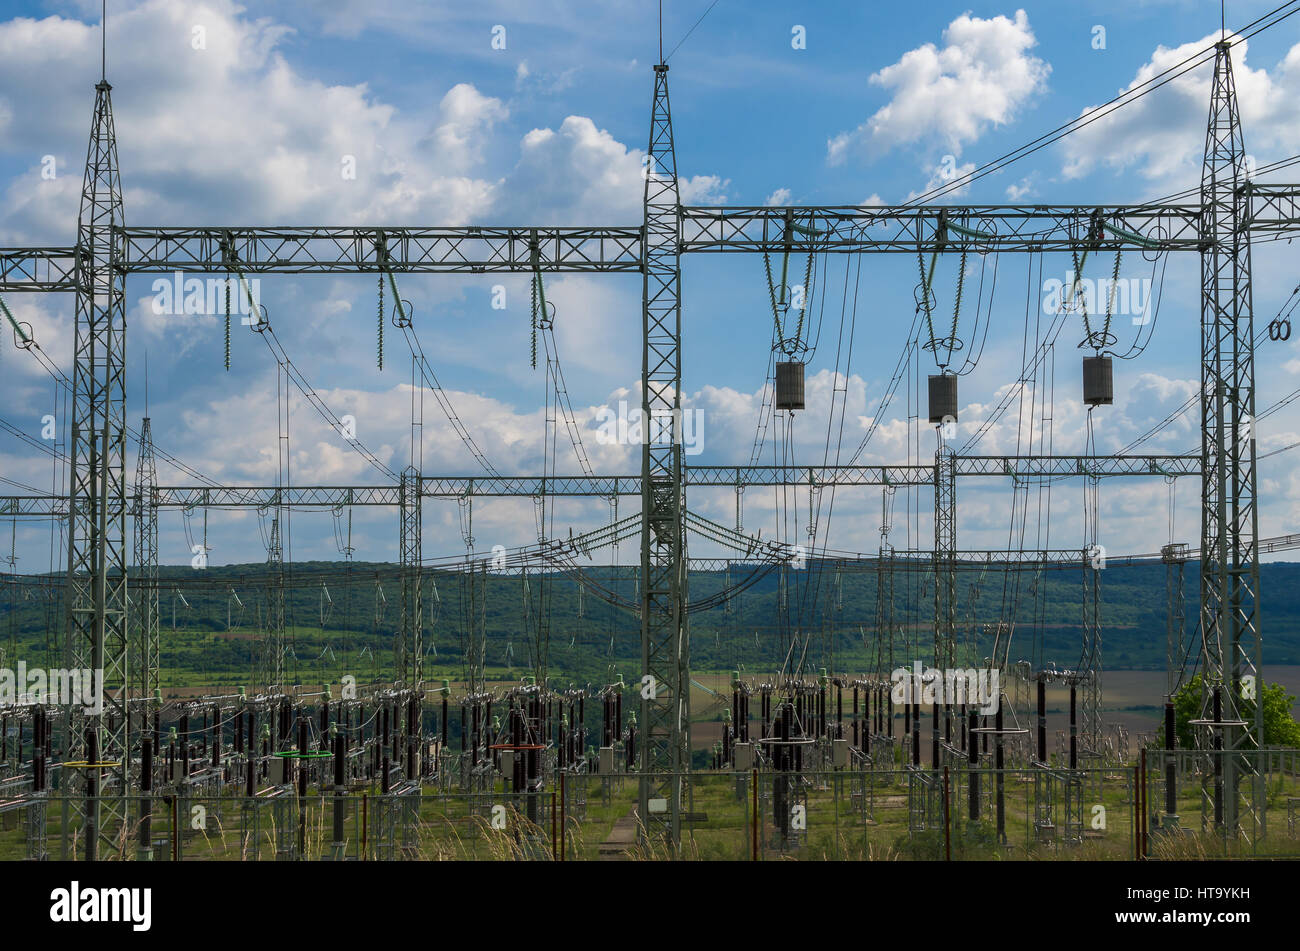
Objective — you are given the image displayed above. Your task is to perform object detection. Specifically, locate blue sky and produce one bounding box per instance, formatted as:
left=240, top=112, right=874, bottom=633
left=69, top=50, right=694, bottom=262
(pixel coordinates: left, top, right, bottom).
left=1, top=0, right=1299, bottom=572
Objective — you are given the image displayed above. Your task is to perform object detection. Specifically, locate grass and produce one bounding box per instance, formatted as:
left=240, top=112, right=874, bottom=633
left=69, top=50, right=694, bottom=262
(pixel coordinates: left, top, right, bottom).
left=4, top=757, right=1296, bottom=861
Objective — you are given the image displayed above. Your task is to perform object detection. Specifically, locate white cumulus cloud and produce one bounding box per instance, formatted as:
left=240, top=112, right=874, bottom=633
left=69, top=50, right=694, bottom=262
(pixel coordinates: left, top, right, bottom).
left=828, top=9, right=1049, bottom=165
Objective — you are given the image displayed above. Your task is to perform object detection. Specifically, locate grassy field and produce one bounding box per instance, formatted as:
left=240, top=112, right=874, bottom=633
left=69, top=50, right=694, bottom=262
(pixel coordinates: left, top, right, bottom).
left=4, top=754, right=1297, bottom=861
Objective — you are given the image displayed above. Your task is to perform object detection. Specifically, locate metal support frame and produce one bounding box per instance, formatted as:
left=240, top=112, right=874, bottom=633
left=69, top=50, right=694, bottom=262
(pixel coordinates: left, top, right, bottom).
left=933, top=449, right=957, bottom=668
left=132, top=418, right=160, bottom=732
left=1163, top=542, right=1190, bottom=694
left=6, top=192, right=1300, bottom=291
left=1198, top=41, right=1264, bottom=836
left=63, top=79, right=129, bottom=860
left=1080, top=561, right=1102, bottom=754
left=398, top=466, right=422, bottom=690
left=259, top=512, right=285, bottom=692
left=638, top=63, right=688, bottom=844
left=0, top=44, right=1283, bottom=857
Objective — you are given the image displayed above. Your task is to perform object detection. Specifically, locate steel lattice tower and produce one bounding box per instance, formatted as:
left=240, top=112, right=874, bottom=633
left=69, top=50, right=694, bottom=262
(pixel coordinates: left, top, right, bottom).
left=64, top=79, right=130, bottom=860
left=1081, top=542, right=1103, bottom=752
left=132, top=417, right=159, bottom=716
left=399, top=464, right=422, bottom=689
left=1198, top=39, right=1264, bottom=834
left=1162, top=542, right=1189, bottom=695
left=260, top=513, right=286, bottom=691
left=932, top=448, right=957, bottom=668
left=638, top=63, right=689, bottom=843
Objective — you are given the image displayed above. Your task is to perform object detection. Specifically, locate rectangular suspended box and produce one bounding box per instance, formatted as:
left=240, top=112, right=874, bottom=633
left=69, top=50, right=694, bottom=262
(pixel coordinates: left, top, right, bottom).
left=1083, top=355, right=1113, bottom=406
left=928, top=373, right=958, bottom=424
left=775, top=361, right=805, bottom=411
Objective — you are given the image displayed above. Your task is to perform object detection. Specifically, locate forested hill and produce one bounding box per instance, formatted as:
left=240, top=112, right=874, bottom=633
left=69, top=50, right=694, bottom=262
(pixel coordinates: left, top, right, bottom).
left=2, top=560, right=1298, bottom=687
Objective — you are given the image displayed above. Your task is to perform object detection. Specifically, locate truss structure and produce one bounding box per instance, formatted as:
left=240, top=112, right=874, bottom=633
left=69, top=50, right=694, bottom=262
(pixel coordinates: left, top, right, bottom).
left=0, top=38, right=1293, bottom=850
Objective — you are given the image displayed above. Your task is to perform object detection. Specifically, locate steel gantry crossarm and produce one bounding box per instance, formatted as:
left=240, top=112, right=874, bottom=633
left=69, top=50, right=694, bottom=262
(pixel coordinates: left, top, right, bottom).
left=953, top=454, right=1201, bottom=477
left=3, top=190, right=1300, bottom=290
left=118, top=225, right=645, bottom=274
left=0, top=247, right=80, bottom=291
left=151, top=486, right=403, bottom=507
left=679, top=204, right=1205, bottom=254
left=0, top=454, right=1203, bottom=513
left=0, top=35, right=1284, bottom=853
left=1240, top=183, right=1300, bottom=240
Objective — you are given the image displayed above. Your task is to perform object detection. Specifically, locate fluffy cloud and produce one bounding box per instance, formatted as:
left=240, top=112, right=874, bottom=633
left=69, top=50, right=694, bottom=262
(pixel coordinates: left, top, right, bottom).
left=1060, top=34, right=1300, bottom=195
left=828, top=9, right=1049, bottom=165
left=5, top=3, right=1300, bottom=570
left=510, top=114, right=726, bottom=223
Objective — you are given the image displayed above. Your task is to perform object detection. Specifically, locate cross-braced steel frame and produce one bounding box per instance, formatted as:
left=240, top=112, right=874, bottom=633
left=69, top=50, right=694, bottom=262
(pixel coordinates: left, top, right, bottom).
left=638, top=64, right=688, bottom=845
left=1198, top=41, right=1264, bottom=837
left=0, top=40, right=1294, bottom=852
left=61, top=79, right=129, bottom=860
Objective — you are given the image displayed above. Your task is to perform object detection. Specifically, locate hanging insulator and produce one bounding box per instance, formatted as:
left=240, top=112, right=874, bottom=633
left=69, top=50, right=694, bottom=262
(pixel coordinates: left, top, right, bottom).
left=224, top=276, right=231, bottom=371
left=928, top=372, right=958, bottom=424
left=1083, top=355, right=1113, bottom=406
left=775, top=360, right=805, bottom=411
left=377, top=273, right=385, bottom=371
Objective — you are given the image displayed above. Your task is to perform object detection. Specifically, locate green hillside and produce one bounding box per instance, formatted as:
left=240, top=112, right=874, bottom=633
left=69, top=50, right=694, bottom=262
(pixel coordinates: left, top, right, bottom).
left=2, top=560, right=1298, bottom=690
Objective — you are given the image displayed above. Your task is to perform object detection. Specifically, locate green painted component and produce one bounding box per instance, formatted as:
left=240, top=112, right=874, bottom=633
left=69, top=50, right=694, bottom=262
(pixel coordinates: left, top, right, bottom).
left=1102, top=221, right=1162, bottom=248
left=272, top=750, right=333, bottom=759
left=786, top=220, right=825, bottom=237
left=690, top=677, right=718, bottom=697
left=385, top=268, right=409, bottom=322
left=0, top=294, right=31, bottom=343
left=945, top=219, right=994, bottom=241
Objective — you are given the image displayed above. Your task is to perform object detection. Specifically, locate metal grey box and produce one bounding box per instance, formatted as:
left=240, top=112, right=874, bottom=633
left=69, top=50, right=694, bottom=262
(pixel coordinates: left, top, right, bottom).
left=775, top=361, right=805, bottom=411
left=268, top=756, right=288, bottom=785
left=734, top=741, right=753, bottom=771
left=928, top=373, right=958, bottom=423
left=1083, top=355, right=1113, bottom=405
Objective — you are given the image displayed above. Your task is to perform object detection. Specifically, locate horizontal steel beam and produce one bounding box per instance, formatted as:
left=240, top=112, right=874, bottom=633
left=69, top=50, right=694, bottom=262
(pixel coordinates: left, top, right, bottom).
left=953, top=454, right=1200, bottom=477
left=425, top=458, right=1199, bottom=495
left=681, top=205, right=1205, bottom=254
left=0, top=248, right=79, bottom=292
left=0, top=456, right=1202, bottom=514
left=0, top=496, right=67, bottom=517
left=5, top=194, right=1300, bottom=290
left=117, top=226, right=643, bottom=275
left=149, top=486, right=401, bottom=507
left=1242, top=183, right=1300, bottom=238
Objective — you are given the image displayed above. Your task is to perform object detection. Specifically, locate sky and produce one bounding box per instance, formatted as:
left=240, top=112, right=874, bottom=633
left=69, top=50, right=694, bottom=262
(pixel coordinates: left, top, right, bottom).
left=1, top=0, right=1299, bottom=574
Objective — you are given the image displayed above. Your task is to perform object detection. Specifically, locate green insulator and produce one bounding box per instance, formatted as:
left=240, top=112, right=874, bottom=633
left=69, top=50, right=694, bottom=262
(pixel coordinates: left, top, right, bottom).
left=224, top=277, right=231, bottom=371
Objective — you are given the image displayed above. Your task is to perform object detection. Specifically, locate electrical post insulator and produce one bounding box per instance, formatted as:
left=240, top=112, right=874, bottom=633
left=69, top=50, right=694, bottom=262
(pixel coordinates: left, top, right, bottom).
left=775, top=361, right=805, bottom=411
left=928, top=373, right=958, bottom=424
left=1083, top=355, right=1113, bottom=406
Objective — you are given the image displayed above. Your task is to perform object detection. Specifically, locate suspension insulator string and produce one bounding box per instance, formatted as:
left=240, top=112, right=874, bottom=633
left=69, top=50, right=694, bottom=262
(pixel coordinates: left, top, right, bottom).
left=917, top=248, right=939, bottom=360
left=946, top=250, right=967, bottom=369
left=1099, top=248, right=1122, bottom=352
left=1070, top=245, right=1095, bottom=346
left=377, top=273, right=385, bottom=371
left=531, top=273, right=539, bottom=370
left=224, top=274, right=231, bottom=371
